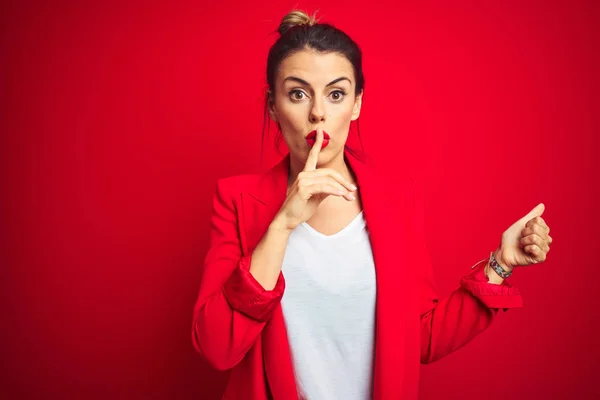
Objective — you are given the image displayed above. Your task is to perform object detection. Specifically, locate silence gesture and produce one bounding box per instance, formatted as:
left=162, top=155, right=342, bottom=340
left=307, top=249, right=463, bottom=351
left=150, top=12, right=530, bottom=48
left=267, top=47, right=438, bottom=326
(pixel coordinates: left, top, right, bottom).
left=274, top=128, right=358, bottom=232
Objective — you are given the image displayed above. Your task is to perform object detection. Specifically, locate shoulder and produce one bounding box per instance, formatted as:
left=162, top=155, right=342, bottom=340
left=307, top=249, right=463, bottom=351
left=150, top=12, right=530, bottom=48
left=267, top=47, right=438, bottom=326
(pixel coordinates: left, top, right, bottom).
left=214, top=172, right=262, bottom=198
left=363, top=155, right=415, bottom=200
left=213, top=154, right=289, bottom=200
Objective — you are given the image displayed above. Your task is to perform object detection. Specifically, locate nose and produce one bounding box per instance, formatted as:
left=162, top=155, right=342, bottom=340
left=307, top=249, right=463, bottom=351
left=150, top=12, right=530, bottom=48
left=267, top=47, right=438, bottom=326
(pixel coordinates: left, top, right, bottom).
left=309, top=96, right=325, bottom=124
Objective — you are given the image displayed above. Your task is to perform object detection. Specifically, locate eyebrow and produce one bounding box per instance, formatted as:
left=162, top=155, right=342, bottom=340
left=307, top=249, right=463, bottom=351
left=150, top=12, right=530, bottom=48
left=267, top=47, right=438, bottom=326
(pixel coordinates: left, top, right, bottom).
left=282, top=76, right=352, bottom=87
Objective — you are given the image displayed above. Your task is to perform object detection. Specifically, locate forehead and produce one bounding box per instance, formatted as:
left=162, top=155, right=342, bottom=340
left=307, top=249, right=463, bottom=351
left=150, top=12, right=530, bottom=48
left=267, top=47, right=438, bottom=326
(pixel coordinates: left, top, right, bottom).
left=277, top=49, right=354, bottom=86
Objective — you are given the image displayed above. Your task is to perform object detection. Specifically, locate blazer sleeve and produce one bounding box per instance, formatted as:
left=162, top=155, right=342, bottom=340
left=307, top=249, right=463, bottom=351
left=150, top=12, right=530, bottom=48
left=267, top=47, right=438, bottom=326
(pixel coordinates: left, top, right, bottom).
left=191, top=178, right=285, bottom=371
left=410, top=177, right=524, bottom=365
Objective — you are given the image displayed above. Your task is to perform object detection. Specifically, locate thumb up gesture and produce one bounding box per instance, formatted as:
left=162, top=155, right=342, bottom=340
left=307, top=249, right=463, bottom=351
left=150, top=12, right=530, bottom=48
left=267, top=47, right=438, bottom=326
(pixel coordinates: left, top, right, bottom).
left=496, top=203, right=553, bottom=272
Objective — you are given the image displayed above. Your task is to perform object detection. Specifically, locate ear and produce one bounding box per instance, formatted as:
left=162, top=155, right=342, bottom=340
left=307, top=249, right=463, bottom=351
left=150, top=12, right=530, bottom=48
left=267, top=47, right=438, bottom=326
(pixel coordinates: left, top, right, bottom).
left=267, top=90, right=278, bottom=122
left=350, top=90, right=363, bottom=121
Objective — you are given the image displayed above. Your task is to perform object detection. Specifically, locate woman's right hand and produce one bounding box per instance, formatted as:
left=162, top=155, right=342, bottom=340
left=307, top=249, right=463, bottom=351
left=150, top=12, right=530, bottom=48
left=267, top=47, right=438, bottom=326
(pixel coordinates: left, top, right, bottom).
left=273, top=128, right=358, bottom=232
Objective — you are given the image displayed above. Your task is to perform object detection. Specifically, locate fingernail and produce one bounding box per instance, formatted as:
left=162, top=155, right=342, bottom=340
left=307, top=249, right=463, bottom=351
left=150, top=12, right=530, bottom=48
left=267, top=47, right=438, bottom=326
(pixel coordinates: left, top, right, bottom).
left=350, top=184, right=357, bottom=191
left=349, top=193, right=356, bottom=200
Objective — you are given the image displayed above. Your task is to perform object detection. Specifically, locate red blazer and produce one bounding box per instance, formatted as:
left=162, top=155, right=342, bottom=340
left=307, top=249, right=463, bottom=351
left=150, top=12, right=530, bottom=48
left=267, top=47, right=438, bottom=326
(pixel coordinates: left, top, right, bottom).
left=192, top=148, right=523, bottom=400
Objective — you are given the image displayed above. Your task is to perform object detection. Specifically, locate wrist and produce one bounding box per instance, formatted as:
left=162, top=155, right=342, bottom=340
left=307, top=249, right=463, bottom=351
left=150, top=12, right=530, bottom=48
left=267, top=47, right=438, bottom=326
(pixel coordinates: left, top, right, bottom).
left=269, top=217, right=294, bottom=235
left=488, top=249, right=513, bottom=281
left=485, top=260, right=505, bottom=284
left=493, top=248, right=513, bottom=272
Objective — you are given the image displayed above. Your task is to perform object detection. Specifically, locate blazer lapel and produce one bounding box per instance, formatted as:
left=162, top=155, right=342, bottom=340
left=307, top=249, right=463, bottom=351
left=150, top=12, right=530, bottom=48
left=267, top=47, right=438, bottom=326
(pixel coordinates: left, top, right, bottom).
left=240, top=153, right=298, bottom=399
left=239, top=153, right=290, bottom=257
left=348, top=152, right=406, bottom=400
left=346, top=153, right=416, bottom=399
left=240, top=149, right=416, bottom=399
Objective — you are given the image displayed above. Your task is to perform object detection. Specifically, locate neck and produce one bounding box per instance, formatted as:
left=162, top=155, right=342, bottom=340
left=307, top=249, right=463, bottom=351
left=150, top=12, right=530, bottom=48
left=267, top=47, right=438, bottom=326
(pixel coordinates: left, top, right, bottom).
left=287, top=149, right=354, bottom=188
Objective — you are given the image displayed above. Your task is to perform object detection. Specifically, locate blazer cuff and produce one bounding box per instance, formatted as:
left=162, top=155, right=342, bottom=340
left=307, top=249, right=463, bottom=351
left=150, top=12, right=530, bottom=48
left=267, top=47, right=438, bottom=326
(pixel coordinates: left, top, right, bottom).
left=222, top=253, right=285, bottom=322
left=460, top=259, right=523, bottom=309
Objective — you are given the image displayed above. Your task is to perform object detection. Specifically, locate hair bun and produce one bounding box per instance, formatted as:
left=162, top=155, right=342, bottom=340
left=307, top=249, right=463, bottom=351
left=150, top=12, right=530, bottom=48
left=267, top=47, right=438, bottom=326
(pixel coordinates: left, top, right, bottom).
left=278, top=10, right=320, bottom=36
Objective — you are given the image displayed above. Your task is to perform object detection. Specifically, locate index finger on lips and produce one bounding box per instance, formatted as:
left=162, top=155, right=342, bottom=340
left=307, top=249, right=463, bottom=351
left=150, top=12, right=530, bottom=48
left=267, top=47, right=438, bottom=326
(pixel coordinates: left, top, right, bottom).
left=303, top=128, right=324, bottom=172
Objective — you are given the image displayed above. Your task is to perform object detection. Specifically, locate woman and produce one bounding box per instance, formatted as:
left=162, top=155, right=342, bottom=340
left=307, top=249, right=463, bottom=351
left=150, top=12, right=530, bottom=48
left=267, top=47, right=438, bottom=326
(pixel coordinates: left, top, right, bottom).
left=191, top=10, right=553, bottom=400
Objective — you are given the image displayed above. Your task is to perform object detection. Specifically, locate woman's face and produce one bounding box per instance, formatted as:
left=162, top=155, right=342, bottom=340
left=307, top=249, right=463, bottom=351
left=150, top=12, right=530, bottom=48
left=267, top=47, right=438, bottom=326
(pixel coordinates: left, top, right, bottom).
left=268, top=48, right=363, bottom=165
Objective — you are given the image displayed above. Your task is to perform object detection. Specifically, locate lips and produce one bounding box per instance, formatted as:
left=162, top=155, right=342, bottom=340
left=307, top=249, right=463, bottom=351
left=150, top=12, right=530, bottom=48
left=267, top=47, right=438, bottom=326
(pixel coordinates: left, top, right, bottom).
left=305, top=130, right=330, bottom=149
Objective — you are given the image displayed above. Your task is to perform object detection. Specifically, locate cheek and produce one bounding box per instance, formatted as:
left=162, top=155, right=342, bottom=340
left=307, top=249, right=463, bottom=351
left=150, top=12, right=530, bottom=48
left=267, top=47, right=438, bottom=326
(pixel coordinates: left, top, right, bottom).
left=340, top=102, right=355, bottom=119
left=331, top=104, right=356, bottom=132
left=276, top=106, right=305, bottom=147
left=277, top=108, right=304, bottom=135
left=327, top=99, right=353, bottom=118
left=344, top=99, right=355, bottom=119
left=277, top=98, right=304, bottom=118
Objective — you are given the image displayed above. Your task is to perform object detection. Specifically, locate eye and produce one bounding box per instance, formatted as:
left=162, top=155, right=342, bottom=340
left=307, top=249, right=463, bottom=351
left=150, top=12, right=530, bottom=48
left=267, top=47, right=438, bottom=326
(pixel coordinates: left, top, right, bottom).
left=288, top=89, right=307, bottom=102
left=329, top=90, right=347, bottom=102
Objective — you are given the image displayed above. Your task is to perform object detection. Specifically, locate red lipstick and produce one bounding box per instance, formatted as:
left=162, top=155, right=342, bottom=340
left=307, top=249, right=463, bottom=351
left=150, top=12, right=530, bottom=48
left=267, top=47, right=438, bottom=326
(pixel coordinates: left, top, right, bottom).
left=305, top=130, right=330, bottom=149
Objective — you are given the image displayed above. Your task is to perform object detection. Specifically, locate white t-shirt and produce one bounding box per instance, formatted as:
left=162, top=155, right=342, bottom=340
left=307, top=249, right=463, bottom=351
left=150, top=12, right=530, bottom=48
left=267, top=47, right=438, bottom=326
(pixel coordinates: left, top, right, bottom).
left=280, top=210, right=377, bottom=400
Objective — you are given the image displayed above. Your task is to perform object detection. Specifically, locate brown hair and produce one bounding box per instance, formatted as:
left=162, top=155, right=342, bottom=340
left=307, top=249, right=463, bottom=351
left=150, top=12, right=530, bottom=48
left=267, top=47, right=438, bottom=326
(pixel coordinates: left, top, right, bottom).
left=262, top=9, right=366, bottom=163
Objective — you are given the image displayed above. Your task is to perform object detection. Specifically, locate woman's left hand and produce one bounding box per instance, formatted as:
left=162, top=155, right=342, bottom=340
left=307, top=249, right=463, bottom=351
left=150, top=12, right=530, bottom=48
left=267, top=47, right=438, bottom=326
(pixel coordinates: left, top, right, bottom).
left=495, top=203, right=553, bottom=271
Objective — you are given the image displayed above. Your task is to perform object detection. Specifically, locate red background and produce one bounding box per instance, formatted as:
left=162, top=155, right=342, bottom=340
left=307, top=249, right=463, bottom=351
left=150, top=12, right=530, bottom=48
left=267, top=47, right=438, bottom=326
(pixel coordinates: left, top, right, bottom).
left=2, top=0, right=599, bottom=399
